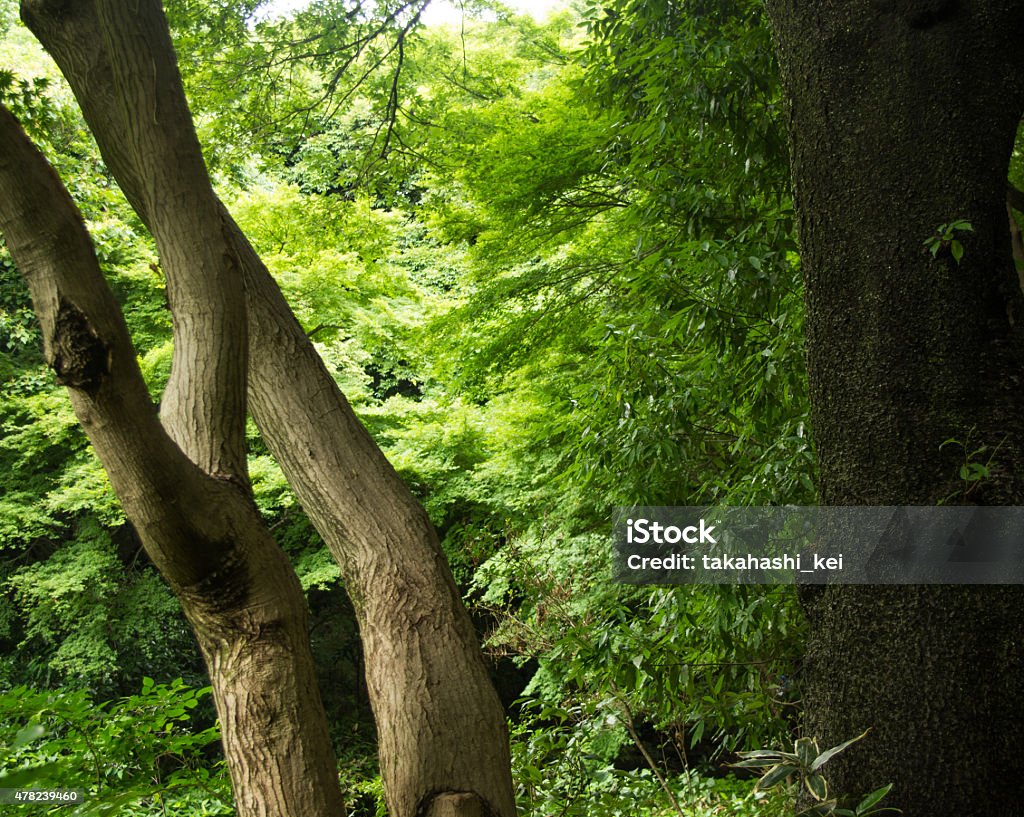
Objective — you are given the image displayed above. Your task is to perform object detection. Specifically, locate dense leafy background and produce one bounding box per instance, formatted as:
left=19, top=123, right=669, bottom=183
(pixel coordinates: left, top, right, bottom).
left=0, top=0, right=817, bottom=814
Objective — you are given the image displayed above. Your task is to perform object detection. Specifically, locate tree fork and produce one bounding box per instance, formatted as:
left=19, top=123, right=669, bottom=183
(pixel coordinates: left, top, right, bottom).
left=0, top=101, right=346, bottom=817
left=20, top=1, right=516, bottom=814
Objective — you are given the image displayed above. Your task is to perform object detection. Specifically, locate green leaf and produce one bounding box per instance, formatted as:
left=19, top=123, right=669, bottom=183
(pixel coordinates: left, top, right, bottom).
left=732, top=753, right=785, bottom=768
left=756, top=763, right=796, bottom=790
left=951, top=240, right=964, bottom=264
left=805, top=771, right=828, bottom=801
left=856, top=783, right=893, bottom=813
left=811, top=728, right=870, bottom=771
left=12, top=721, right=46, bottom=748
left=0, top=763, right=63, bottom=787
left=795, top=736, right=817, bottom=768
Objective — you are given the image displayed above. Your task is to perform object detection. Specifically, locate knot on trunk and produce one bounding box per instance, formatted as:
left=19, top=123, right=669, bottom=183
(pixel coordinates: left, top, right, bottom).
left=51, top=297, right=109, bottom=393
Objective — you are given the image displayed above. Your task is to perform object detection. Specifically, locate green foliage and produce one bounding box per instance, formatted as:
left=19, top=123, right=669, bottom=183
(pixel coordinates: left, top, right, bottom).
left=581, top=0, right=791, bottom=261
left=734, top=731, right=900, bottom=817
left=338, top=770, right=387, bottom=817
left=476, top=535, right=803, bottom=762
left=0, top=250, right=41, bottom=367
left=378, top=9, right=813, bottom=809
left=923, top=219, right=973, bottom=264
left=0, top=384, right=116, bottom=546
left=318, top=5, right=811, bottom=799
left=512, top=698, right=790, bottom=817
left=229, top=182, right=445, bottom=404
left=1, top=520, right=197, bottom=692
left=937, top=428, right=1005, bottom=503
left=0, top=259, right=195, bottom=691
left=407, top=1, right=812, bottom=512
left=1, top=2, right=818, bottom=812
left=0, top=0, right=15, bottom=36
left=0, top=20, right=179, bottom=694
left=0, top=679, right=230, bottom=815
left=0, top=19, right=60, bottom=144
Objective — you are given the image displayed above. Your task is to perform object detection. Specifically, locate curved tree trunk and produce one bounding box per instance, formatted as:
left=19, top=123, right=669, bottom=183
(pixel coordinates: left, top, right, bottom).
left=765, top=2, right=1024, bottom=813
left=0, top=103, right=345, bottom=817
left=20, top=2, right=516, bottom=815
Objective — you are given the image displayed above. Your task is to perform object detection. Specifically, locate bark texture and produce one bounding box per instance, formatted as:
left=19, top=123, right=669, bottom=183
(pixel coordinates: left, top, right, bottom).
left=0, top=104, right=344, bottom=817
left=20, top=2, right=516, bottom=815
left=425, top=792, right=486, bottom=817
left=99, top=0, right=248, bottom=480
left=766, top=2, right=1024, bottom=814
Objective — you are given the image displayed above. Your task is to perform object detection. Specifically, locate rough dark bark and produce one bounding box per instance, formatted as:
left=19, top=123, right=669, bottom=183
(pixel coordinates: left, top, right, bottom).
left=765, top=2, right=1024, bottom=814
left=20, top=1, right=516, bottom=815
left=0, top=103, right=345, bottom=817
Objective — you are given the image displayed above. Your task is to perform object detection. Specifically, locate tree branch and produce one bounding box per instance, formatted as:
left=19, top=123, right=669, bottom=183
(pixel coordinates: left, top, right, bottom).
left=93, top=0, right=249, bottom=481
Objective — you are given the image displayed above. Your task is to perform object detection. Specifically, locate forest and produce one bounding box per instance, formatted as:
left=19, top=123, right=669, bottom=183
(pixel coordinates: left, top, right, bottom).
left=1, top=0, right=1024, bottom=815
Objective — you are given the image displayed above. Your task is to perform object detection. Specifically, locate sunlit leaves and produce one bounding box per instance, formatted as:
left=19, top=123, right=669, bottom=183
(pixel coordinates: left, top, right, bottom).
left=0, top=680, right=230, bottom=814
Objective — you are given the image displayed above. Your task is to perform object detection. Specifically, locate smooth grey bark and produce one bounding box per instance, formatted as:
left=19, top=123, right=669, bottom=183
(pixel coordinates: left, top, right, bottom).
left=0, top=102, right=345, bottom=817
left=20, top=1, right=516, bottom=815
left=766, top=2, right=1024, bottom=814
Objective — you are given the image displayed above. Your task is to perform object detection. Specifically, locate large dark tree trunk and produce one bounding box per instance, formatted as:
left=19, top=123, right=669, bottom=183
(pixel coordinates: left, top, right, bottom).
left=765, top=2, right=1024, bottom=813
left=18, top=1, right=516, bottom=815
